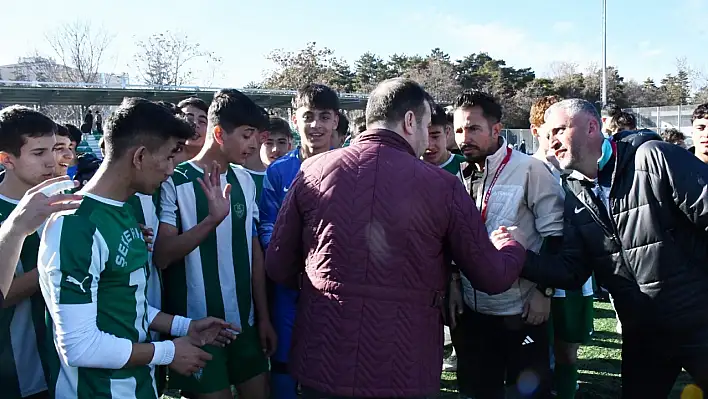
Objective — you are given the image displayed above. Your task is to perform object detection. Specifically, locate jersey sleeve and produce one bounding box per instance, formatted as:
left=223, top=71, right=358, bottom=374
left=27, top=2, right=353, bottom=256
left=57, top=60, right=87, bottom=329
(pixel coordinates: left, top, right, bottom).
left=526, top=158, right=565, bottom=239
left=258, top=166, right=283, bottom=249
left=159, top=177, right=178, bottom=227
left=41, top=214, right=103, bottom=305
left=39, top=214, right=134, bottom=369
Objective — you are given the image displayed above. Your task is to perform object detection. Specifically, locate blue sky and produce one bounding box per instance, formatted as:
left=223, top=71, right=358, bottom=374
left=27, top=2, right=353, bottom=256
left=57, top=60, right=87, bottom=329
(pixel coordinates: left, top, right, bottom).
left=1, top=0, right=706, bottom=88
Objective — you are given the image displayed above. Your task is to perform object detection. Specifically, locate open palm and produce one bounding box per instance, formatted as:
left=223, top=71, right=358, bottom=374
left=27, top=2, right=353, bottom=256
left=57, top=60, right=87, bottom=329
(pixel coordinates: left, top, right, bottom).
left=197, top=161, right=232, bottom=223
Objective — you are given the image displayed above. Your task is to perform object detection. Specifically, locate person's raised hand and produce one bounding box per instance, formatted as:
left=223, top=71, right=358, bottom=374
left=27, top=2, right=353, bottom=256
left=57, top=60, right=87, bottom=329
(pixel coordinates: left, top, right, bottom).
left=5, top=176, right=82, bottom=237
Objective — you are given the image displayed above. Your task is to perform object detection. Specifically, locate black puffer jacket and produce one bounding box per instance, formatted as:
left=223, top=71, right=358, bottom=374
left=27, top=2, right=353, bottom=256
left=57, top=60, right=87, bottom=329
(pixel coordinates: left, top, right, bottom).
left=523, top=130, right=708, bottom=332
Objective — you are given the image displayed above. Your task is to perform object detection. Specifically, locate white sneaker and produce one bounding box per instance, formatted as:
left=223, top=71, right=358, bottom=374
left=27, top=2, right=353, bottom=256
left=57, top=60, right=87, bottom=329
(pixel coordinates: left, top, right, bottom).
left=442, top=355, right=457, bottom=372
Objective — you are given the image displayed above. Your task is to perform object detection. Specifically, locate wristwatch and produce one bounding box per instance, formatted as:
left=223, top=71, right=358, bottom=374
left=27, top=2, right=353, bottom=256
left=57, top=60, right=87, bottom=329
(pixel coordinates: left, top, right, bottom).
left=538, top=286, right=555, bottom=297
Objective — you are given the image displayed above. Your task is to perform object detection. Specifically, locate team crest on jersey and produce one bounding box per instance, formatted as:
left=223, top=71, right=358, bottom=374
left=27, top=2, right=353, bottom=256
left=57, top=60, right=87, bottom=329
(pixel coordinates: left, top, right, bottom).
left=233, top=203, right=245, bottom=219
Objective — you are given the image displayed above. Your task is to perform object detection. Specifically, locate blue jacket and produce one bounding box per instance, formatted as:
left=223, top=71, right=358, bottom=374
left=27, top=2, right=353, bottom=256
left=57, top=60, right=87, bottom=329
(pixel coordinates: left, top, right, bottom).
left=258, top=149, right=302, bottom=249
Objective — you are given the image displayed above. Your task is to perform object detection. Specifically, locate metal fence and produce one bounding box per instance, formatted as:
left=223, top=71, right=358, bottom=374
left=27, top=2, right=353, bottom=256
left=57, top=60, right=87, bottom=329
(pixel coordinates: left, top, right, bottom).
left=502, top=129, right=536, bottom=154
left=624, top=105, right=697, bottom=134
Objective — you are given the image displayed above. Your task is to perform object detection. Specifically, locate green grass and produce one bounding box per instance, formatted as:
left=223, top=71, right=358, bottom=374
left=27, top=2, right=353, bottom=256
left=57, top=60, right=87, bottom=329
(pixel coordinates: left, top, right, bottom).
left=441, top=301, right=694, bottom=399
left=164, top=302, right=695, bottom=398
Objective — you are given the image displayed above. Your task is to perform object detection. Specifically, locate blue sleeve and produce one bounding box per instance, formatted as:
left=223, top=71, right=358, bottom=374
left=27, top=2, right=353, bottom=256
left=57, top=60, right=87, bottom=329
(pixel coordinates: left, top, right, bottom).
left=258, top=166, right=283, bottom=250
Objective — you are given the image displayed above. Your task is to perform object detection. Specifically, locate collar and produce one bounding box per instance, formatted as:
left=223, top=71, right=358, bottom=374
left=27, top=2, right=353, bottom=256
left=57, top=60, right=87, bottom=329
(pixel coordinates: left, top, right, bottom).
left=355, top=129, right=416, bottom=156
left=484, top=136, right=511, bottom=171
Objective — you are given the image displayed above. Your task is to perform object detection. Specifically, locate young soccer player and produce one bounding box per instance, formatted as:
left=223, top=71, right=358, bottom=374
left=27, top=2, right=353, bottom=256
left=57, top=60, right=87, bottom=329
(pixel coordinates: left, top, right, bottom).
left=0, top=105, right=59, bottom=399
left=260, top=116, right=293, bottom=167
left=155, top=89, right=276, bottom=399
left=38, top=98, right=237, bottom=399
left=423, top=104, right=465, bottom=179
left=259, top=83, right=340, bottom=399
left=53, top=124, right=76, bottom=177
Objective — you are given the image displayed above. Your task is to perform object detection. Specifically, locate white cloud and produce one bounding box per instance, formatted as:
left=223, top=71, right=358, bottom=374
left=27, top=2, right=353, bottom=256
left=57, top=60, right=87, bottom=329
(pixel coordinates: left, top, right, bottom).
left=417, top=12, right=595, bottom=77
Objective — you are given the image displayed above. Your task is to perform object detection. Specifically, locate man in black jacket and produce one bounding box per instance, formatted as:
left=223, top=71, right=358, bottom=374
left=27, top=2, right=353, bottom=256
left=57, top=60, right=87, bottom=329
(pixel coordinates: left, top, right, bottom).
left=518, top=98, right=708, bottom=398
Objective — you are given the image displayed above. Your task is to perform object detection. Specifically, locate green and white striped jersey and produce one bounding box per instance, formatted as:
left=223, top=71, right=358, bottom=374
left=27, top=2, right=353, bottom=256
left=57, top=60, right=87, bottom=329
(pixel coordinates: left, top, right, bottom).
left=0, top=194, right=49, bottom=399
left=126, top=192, right=162, bottom=313
left=439, top=153, right=465, bottom=179
left=242, top=167, right=266, bottom=205
left=160, top=161, right=258, bottom=330
left=38, top=193, right=158, bottom=399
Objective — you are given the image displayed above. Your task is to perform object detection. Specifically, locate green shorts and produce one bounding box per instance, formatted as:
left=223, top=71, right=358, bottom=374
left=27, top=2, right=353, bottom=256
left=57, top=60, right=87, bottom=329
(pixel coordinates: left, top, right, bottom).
left=551, top=293, right=594, bottom=344
left=168, top=325, right=269, bottom=394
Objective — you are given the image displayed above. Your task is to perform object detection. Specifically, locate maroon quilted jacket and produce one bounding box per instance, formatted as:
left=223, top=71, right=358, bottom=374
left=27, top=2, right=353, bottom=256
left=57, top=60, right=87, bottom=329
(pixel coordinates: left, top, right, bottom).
left=265, top=129, right=526, bottom=397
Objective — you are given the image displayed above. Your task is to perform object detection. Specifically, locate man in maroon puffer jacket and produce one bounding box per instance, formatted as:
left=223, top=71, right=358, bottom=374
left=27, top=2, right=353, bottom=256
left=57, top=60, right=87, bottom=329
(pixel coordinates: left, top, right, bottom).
left=265, top=78, right=526, bottom=399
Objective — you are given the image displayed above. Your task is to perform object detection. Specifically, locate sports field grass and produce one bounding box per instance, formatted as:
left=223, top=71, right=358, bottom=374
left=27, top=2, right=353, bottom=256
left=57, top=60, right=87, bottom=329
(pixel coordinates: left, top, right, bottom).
left=440, top=301, right=693, bottom=399
left=164, top=301, right=695, bottom=398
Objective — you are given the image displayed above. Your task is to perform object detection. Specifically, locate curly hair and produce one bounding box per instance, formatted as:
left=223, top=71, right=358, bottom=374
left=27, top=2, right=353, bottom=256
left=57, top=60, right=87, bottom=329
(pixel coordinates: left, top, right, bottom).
left=661, top=128, right=685, bottom=144
left=529, top=95, right=561, bottom=126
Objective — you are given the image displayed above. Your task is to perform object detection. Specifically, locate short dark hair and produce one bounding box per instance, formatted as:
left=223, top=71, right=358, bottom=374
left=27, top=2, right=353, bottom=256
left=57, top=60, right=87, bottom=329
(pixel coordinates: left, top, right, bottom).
left=692, top=103, right=708, bottom=123
left=292, top=84, right=340, bottom=111
left=178, top=97, right=209, bottom=114
left=267, top=116, right=293, bottom=139
left=365, top=78, right=434, bottom=127
left=661, top=128, right=686, bottom=144
left=56, top=124, right=70, bottom=139
left=601, top=103, right=620, bottom=118
left=336, top=112, right=349, bottom=136
left=64, top=123, right=82, bottom=144
left=103, top=97, right=195, bottom=159
left=0, top=106, right=57, bottom=156
left=208, top=89, right=269, bottom=133
left=445, top=110, right=454, bottom=126
left=431, top=104, right=447, bottom=127
left=452, top=90, right=502, bottom=123
left=608, top=110, right=637, bottom=132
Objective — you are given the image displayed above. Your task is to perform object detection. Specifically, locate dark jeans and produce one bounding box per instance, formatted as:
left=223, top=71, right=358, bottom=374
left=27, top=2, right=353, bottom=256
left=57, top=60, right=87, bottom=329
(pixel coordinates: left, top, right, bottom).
left=622, top=324, right=708, bottom=398
left=451, top=307, right=552, bottom=399
left=301, top=386, right=427, bottom=399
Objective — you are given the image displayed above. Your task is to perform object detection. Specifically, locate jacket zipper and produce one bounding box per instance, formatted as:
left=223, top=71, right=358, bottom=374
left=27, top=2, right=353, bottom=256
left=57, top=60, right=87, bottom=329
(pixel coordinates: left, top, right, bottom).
left=577, top=186, right=635, bottom=281
left=473, top=158, right=491, bottom=314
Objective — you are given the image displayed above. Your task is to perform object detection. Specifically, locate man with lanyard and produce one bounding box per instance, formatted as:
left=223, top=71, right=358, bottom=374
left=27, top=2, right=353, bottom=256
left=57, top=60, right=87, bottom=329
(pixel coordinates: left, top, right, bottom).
left=521, top=98, right=708, bottom=397
left=448, top=90, right=563, bottom=399
left=258, top=83, right=340, bottom=399
left=530, top=96, right=594, bottom=399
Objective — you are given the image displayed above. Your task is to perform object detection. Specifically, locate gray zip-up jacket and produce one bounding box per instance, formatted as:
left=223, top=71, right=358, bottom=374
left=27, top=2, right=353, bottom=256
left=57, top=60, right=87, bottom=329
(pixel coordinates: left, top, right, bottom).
left=461, top=138, right=564, bottom=315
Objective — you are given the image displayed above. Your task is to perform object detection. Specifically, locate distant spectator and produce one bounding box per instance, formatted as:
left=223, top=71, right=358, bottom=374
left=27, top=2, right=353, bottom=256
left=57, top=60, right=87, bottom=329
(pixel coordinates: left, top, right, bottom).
left=95, top=111, right=103, bottom=134
left=601, top=103, right=620, bottom=135
left=606, top=110, right=637, bottom=134
left=661, top=128, right=687, bottom=148
left=81, top=110, right=93, bottom=134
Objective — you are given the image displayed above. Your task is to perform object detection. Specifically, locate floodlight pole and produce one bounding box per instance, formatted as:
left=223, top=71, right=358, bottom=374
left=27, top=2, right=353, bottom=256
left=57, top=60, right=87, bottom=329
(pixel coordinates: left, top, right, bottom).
left=601, top=0, right=608, bottom=106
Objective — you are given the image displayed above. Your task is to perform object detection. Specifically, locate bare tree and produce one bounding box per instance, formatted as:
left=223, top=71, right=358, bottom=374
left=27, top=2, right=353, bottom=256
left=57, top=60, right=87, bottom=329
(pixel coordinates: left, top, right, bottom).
left=263, top=42, right=337, bottom=90
left=45, top=20, right=114, bottom=84
left=133, top=31, right=221, bottom=87
left=405, top=59, right=461, bottom=102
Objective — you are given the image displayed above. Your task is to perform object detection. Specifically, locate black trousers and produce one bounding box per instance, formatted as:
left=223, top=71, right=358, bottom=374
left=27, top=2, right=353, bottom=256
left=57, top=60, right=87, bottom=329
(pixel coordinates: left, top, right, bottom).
left=300, top=386, right=427, bottom=399
left=622, top=324, right=708, bottom=398
left=451, top=307, right=551, bottom=399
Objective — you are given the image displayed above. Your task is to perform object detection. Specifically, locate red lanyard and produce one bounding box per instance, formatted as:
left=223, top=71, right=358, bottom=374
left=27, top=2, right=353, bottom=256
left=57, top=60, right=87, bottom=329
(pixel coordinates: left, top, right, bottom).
left=480, top=147, right=513, bottom=223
